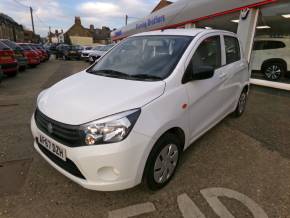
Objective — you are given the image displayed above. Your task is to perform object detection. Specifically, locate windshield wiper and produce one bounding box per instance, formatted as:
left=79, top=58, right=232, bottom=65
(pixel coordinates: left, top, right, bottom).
left=130, top=74, right=163, bottom=81
left=89, top=69, right=131, bottom=78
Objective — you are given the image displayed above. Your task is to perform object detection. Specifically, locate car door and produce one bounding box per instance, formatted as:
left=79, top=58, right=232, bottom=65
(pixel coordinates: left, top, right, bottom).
left=183, top=34, right=230, bottom=142
left=220, top=34, right=248, bottom=111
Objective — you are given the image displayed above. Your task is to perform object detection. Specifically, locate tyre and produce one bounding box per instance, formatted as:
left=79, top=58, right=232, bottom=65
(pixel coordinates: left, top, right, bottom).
left=233, top=89, right=248, bottom=117
left=29, top=64, right=37, bottom=68
left=144, top=133, right=181, bottom=190
left=19, top=66, right=26, bottom=72
left=262, top=62, right=285, bottom=81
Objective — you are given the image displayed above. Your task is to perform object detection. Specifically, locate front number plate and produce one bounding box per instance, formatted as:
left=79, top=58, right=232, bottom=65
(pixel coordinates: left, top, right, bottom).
left=39, top=134, right=66, bottom=161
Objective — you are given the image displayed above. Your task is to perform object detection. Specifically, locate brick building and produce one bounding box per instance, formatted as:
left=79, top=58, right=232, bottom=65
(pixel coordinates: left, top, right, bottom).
left=64, top=17, right=111, bottom=45
left=0, top=13, right=24, bottom=42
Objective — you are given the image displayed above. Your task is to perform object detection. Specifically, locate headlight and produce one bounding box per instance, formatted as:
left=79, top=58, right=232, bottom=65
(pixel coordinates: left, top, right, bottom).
left=80, top=109, right=141, bottom=145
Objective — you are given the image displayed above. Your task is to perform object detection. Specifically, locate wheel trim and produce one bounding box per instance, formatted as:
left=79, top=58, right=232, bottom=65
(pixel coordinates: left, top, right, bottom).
left=265, top=65, right=282, bottom=80
left=153, top=144, right=179, bottom=184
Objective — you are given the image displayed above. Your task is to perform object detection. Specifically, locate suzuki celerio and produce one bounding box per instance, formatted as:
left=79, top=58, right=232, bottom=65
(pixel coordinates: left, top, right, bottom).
left=31, top=29, right=250, bottom=191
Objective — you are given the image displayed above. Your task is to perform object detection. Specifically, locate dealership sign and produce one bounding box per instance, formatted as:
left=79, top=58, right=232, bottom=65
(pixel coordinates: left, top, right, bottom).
left=136, top=15, right=166, bottom=30
left=111, top=0, right=275, bottom=40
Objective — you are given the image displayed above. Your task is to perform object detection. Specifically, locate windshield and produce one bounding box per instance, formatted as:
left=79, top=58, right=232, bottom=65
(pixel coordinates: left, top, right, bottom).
left=88, top=36, right=193, bottom=81
left=93, top=46, right=102, bottom=50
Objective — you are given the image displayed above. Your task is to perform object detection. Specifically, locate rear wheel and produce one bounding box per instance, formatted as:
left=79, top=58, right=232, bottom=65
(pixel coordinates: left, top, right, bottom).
left=233, top=89, right=248, bottom=117
left=262, top=62, right=285, bottom=81
left=144, top=133, right=181, bottom=190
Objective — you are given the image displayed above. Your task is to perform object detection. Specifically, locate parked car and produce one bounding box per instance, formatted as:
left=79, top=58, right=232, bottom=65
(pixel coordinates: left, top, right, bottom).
left=0, top=41, right=18, bottom=77
left=88, top=44, right=114, bottom=63
left=29, top=44, right=45, bottom=62
left=0, top=39, right=28, bottom=71
left=31, top=29, right=249, bottom=191
left=17, top=43, right=41, bottom=67
left=55, top=44, right=70, bottom=59
left=81, top=45, right=103, bottom=61
left=30, top=44, right=48, bottom=61
left=0, top=65, right=3, bottom=84
left=251, top=38, right=290, bottom=81
left=57, top=45, right=82, bottom=60
left=35, top=44, right=50, bottom=61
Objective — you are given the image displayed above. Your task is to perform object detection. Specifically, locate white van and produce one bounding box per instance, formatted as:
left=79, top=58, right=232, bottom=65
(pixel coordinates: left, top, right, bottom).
left=31, top=29, right=250, bottom=191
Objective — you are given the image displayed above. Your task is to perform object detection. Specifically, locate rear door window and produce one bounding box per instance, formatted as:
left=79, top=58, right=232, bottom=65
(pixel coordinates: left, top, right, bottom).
left=224, top=36, right=241, bottom=64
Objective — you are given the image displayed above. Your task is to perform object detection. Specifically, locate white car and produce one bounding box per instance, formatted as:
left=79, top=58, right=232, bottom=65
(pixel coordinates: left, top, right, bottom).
left=251, top=38, right=290, bottom=81
left=31, top=29, right=249, bottom=191
left=81, top=46, right=103, bottom=61
left=88, top=44, right=114, bottom=63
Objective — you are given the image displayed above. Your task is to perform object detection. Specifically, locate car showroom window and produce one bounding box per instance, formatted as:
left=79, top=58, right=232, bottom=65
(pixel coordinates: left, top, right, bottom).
left=224, top=36, right=241, bottom=64
left=191, top=36, right=222, bottom=70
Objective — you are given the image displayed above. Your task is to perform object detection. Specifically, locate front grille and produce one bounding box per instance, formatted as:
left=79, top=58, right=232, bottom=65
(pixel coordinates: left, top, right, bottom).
left=34, top=108, right=83, bottom=147
left=1, top=63, right=17, bottom=70
left=37, top=139, right=86, bottom=180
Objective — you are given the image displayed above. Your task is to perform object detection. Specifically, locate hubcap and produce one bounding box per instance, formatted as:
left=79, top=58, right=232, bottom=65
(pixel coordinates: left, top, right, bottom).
left=154, top=144, right=179, bottom=184
left=265, top=65, right=281, bottom=80
left=238, top=93, right=247, bottom=114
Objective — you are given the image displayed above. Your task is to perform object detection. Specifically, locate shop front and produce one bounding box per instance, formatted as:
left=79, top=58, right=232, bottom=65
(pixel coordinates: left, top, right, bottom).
left=111, top=0, right=290, bottom=90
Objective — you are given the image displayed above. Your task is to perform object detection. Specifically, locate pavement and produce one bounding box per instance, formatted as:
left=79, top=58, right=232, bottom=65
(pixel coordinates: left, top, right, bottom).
left=0, top=59, right=290, bottom=218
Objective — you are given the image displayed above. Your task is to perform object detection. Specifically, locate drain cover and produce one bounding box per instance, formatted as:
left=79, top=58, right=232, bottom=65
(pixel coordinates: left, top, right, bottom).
left=0, top=159, right=32, bottom=196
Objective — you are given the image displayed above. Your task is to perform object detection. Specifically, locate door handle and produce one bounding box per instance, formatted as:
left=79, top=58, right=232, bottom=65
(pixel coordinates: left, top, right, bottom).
left=219, top=72, right=227, bottom=79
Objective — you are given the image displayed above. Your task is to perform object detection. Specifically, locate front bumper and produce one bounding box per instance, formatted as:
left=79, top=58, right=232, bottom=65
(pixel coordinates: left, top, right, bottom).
left=31, top=115, right=151, bottom=191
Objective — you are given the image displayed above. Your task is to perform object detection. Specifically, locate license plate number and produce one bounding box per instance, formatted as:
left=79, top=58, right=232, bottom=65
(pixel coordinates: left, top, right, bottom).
left=39, top=135, right=66, bottom=161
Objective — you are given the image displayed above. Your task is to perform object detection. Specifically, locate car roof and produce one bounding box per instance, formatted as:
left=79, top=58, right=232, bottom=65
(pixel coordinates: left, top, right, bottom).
left=131, top=28, right=236, bottom=38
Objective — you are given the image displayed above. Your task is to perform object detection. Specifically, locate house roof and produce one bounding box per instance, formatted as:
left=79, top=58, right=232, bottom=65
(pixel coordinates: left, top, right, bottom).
left=151, top=0, right=172, bottom=13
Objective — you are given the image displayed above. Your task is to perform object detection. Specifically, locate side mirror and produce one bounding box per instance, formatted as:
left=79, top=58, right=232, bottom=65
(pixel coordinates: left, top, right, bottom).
left=192, top=65, right=215, bottom=80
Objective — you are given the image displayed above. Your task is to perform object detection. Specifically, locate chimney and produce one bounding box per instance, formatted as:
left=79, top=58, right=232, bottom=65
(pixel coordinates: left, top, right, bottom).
left=61, top=29, right=63, bottom=34
left=75, top=16, right=81, bottom=25
left=90, top=24, right=94, bottom=31
left=55, top=29, right=58, bottom=36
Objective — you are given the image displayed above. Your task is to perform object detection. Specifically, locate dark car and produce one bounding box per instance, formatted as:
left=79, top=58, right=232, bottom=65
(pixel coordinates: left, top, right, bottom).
left=0, top=39, right=28, bottom=71
left=0, top=41, right=18, bottom=77
left=56, top=45, right=81, bottom=60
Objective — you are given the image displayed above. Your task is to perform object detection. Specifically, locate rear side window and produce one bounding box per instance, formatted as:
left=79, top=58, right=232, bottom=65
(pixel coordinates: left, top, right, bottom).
left=253, top=40, right=286, bottom=50
left=0, top=41, right=9, bottom=50
left=1, top=40, right=17, bottom=49
left=224, top=36, right=241, bottom=64
left=191, top=36, right=222, bottom=70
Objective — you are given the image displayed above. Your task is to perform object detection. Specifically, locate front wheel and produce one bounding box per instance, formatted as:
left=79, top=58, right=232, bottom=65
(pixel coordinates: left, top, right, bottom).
left=233, top=90, right=248, bottom=117
left=144, top=133, right=181, bottom=190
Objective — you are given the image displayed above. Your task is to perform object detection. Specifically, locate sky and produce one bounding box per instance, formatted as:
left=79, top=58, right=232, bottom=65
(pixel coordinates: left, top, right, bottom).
left=0, top=0, right=177, bottom=37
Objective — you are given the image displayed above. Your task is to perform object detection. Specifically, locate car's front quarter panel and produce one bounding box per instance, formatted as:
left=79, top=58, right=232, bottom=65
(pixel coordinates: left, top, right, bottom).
left=134, top=85, right=190, bottom=157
